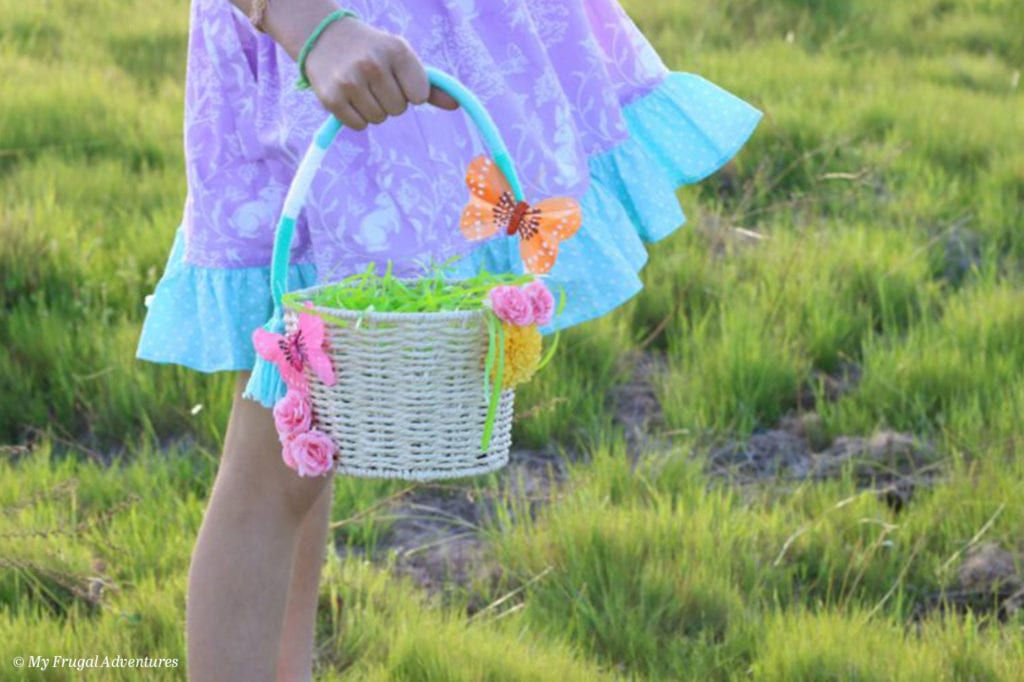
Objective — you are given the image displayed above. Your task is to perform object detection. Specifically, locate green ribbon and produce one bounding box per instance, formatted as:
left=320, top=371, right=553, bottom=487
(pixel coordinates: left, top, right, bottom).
left=480, top=312, right=505, bottom=453
left=535, top=285, right=567, bottom=372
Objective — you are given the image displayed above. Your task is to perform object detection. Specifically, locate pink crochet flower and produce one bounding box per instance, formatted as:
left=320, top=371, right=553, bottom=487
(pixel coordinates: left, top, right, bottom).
left=281, top=438, right=299, bottom=472
left=523, top=280, right=555, bottom=326
left=272, top=389, right=313, bottom=443
left=488, top=285, right=534, bottom=326
left=283, top=429, right=337, bottom=477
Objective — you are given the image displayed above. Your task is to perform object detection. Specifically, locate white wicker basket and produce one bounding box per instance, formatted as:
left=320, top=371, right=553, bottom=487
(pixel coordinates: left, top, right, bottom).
left=283, top=293, right=514, bottom=480
left=244, top=68, right=559, bottom=481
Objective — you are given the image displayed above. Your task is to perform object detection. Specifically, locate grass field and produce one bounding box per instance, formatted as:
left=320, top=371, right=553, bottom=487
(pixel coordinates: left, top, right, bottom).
left=2, top=0, right=1024, bottom=679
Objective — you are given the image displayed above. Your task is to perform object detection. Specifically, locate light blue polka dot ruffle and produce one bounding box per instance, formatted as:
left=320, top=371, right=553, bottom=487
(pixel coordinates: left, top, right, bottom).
left=135, top=71, right=762, bottom=373
left=136, top=228, right=319, bottom=372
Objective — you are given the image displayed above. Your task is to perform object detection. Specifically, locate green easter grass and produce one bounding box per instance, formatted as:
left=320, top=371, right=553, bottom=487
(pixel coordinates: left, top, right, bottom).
left=282, top=259, right=536, bottom=315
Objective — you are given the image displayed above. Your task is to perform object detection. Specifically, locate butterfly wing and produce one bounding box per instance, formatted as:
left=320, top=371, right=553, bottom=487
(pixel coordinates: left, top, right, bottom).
left=296, top=313, right=336, bottom=386
left=253, top=328, right=306, bottom=390
left=521, top=233, right=559, bottom=275
left=465, top=155, right=511, bottom=204
left=460, top=156, right=513, bottom=242
left=519, top=198, right=582, bottom=274
left=297, top=312, right=325, bottom=350
left=533, top=197, right=582, bottom=242
left=306, top=353, right=336, bottom=387
left=460, top=194, right=502, bottom=241
left=253, top=328, right=285, bottom=364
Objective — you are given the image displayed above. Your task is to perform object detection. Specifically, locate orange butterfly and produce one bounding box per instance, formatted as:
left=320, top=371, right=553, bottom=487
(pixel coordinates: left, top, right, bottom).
left=460, top=156, right=582, bottom=274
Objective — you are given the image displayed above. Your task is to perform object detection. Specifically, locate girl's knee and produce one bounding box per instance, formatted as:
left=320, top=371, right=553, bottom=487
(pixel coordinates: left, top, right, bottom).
left=221, top=447, right=334, bottom=520
left=221, top=371, right=336, bottom=519
left=275, top=469, right=335, bottom=519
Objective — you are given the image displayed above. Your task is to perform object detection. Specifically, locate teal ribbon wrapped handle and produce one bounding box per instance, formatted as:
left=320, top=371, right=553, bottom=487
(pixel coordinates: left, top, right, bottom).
left=243, top=67, right=525, bottom=450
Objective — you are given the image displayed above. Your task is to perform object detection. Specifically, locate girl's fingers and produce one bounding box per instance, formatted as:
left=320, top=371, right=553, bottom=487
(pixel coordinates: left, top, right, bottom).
left=331, top=100, right=368, bottom=131
left=348, top=83, right=388, bottom=125
left=391, top=44, right=430, bottom=105
left=427, top=86, right=460, bottom=111
left=370, top=73, right=408, bottom=117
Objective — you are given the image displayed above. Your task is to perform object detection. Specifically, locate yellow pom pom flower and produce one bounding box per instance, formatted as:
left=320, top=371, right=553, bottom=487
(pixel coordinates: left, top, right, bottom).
left=492, top=321, right=542, bottom=389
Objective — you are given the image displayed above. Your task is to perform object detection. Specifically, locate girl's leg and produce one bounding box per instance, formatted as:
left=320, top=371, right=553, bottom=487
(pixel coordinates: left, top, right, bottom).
left=187, top=372, right=335, bottom=682
left=275, top=477, right=335, bottom=682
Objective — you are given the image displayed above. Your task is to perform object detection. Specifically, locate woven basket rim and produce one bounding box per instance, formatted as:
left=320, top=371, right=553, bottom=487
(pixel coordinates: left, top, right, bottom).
left=284, top=282, right=490, bottom=322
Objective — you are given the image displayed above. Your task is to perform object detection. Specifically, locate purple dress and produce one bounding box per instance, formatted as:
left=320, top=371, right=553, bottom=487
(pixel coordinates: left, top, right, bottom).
left=136, top=0, right=762, bottom=372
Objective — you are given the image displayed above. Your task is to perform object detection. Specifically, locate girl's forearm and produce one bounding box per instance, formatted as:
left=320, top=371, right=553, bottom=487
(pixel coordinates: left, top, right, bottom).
left=226, top=0, right=340, bottom=60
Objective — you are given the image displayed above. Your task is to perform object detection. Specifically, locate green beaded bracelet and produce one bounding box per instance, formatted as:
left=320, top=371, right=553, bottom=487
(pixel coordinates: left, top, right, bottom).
left=295, top=8, right=360, bottom=91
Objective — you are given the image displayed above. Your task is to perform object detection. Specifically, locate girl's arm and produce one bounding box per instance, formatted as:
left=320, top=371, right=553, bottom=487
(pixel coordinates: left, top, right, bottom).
left=225, top=0, right=457, bottom=130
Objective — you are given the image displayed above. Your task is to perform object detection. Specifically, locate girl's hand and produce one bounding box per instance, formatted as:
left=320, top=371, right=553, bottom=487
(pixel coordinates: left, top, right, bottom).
left=303, top=15, right=459, bottom=130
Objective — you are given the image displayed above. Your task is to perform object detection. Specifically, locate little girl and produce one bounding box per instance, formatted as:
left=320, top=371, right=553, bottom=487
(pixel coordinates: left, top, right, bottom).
left=136, top=0, right=761, bottom=679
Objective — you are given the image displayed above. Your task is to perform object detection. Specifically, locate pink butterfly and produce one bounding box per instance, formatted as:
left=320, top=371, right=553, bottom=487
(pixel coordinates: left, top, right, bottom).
left=252, top=311, right=336, bottom=391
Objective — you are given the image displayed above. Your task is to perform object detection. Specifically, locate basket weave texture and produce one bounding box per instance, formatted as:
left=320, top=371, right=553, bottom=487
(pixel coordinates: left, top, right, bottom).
left=284, top=285, right=515, bottom=481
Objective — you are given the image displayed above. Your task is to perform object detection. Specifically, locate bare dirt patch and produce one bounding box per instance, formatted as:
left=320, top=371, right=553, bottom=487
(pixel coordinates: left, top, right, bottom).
left=608, top=350, right=940, bottom=508
left=811, top=431, right=942, bottom=511
left=914, top=542, right=1024, bottom=622
left=609, top=350, right=672, bottom=464
left=709, top=423, right=941, bottom=510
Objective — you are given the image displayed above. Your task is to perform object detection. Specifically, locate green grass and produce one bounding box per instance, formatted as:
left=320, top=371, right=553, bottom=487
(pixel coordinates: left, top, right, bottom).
left=3, top=0, right=1024, bottom=678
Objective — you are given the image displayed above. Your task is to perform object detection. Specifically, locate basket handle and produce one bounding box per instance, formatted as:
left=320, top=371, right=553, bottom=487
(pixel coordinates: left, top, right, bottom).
left=266, top=67, right=525, bottom=323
